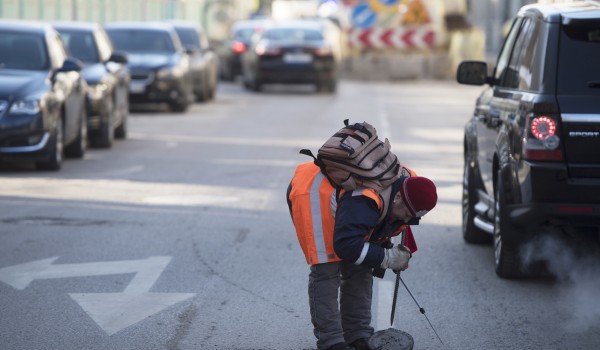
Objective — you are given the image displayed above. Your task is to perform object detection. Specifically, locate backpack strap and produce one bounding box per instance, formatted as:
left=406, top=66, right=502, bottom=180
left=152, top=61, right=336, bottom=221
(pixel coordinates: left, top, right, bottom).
left=299, top=149, right=325, bottom=168
left=346, top=186, right=392, bottom=225
left=377, top=186, right=393, bottom=224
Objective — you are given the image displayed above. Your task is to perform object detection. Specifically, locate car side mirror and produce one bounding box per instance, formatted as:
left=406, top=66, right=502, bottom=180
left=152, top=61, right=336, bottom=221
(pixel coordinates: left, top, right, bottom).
left=52, top=57, right=83, bottom=82
left=109, top=51, right=128, bottom=64
left=58, top=57, right=83, bottom=72
left=184, top=46, right=198, bottom=55
left=457, top=61, right=490, bottom=86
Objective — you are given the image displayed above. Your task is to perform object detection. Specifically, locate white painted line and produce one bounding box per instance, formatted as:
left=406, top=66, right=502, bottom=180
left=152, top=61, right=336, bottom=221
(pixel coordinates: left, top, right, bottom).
left=377, top=98, right=392, bottom=142
left=374, top=280, right=393, bottom=331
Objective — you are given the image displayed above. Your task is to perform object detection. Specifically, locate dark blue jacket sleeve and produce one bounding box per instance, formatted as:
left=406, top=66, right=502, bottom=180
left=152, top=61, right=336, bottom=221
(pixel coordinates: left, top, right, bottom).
left=333, top=193, right=385, bottom=267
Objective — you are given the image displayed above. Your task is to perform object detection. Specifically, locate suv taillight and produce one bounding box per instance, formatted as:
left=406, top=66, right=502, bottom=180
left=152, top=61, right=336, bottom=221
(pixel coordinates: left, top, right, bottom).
left=522, top=113, right=563, bottom=161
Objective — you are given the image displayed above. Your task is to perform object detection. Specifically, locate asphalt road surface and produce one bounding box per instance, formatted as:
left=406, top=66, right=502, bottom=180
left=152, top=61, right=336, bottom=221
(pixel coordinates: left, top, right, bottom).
left=1, top=80, right=599, bottom=350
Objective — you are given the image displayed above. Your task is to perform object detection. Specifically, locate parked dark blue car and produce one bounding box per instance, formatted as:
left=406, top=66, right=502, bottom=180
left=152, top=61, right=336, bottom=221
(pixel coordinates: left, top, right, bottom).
left=0, top=20, right=87, bottom=170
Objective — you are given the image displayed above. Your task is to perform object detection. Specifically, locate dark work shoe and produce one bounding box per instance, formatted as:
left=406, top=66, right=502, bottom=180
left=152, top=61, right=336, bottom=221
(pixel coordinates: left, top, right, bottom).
left=349, top=338, right=371, bottom=350
left=327, top=342, right=351, bottom=350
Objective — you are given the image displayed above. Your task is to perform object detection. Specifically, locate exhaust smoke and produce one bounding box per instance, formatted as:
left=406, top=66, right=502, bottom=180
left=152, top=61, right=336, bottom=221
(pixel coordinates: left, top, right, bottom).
left=521, top=233, right=600, bottom=333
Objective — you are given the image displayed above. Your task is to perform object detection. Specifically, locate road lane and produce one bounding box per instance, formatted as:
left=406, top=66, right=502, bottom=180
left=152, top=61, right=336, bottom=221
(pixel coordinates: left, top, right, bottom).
left=0, top=80, right=598, bottom=350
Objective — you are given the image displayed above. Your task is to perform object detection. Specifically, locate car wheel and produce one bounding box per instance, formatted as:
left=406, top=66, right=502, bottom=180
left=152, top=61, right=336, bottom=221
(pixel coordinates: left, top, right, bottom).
left=327, top=81, right=337, bottom=93
left=36, top=118, right=63, bottom=171
left=243, top=79, right=252, bottom=90
left=196, top=81, right=209, bottom=102
left=209, top=86, right=215, bottom=100
left=90, top=102, right=114, bottom=148
left=65, top=109, right=87, bottom=158
left=170, top=100, right=189, bottom=113
left=316, top=80, right=336, bottom=94
left=220, top=64, right=234, bottom=81
left=248, top=78, right=261, bottom=92
left=462, top=161, right=492, bottom=244
left=493, top=174, right=524, bottom=278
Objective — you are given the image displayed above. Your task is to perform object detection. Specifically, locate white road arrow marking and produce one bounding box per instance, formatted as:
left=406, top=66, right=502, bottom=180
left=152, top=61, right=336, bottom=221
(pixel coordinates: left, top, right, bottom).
left=69, top=292, right=195, bottom=336
left=0, top=256, right=195, bottom=335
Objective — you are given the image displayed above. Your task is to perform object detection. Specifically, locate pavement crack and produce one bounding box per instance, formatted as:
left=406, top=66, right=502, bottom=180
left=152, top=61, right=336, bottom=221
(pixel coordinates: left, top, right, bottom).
left=1, top=216, right=112, bottom=227
left=166, top=304, right=199, bottom=350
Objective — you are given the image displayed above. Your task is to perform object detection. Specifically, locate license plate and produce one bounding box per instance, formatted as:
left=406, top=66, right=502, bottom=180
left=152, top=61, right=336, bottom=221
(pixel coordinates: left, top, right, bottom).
left=129, top=81, right=146, bottom=94
left=283, top=53, right=312, bottom=64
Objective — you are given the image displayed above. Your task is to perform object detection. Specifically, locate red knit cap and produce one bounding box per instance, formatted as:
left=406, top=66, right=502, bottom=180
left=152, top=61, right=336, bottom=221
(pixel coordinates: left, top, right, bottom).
left=399, top=177, right=438, bottom=218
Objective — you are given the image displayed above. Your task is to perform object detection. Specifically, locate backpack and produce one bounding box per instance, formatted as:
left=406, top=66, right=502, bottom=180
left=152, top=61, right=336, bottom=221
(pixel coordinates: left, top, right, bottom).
left=300, top=119, right=401, bottom=192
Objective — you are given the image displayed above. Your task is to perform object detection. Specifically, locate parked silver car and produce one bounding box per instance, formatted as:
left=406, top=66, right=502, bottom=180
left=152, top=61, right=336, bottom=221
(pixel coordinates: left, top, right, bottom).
left=54, top=21, right=130, bottom=148
left=169, top=21, right=219, bottom=102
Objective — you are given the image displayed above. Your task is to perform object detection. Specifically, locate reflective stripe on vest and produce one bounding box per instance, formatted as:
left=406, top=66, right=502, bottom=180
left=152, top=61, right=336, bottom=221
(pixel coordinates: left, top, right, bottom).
left=310, top=171, right=330, bottom=263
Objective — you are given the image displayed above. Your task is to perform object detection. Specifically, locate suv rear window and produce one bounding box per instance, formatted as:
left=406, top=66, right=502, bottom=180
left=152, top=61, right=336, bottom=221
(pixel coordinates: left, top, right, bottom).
left=557, top=21, right=600, bottom=95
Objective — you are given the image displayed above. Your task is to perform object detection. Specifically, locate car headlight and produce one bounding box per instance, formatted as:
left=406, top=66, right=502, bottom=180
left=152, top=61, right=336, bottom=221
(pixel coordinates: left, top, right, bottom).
left=156, top=66, right=183, bottom=79
left=9, top=99, right=41, bottom=115
left=88, top=83, right=108, bottom=101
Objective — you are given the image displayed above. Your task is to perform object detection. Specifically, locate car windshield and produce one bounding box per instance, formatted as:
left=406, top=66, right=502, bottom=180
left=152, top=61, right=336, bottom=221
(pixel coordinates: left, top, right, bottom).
left=58, top=30, right=99, bottom=63
left=0, top=32, right=49, bottom=70
left=106, top=29, right=175, bottom=54
left=233, top=27, right=260, bottom=42
left=174, top=27, right=199, bottom=49
left=557, top=21, right=600, bottom=95
left=262, top=28, right=323, bottom=42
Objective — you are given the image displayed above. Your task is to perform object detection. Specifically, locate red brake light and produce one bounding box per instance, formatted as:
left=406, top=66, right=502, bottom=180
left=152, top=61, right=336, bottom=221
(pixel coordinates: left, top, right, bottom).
left=231, top=41, right=246, bottom=54
left=531, top=116, right=556, bottom=139
left=523, top=114, right=563, bottom=161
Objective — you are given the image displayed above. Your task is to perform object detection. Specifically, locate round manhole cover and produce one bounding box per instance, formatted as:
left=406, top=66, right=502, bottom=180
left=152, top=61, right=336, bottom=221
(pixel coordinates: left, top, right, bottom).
left=369, top=328, right=414, bottom=350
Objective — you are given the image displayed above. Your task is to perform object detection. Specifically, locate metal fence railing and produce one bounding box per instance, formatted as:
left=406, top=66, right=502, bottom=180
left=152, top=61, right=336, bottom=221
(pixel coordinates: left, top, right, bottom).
left=0, top=0, right=258, bottom=40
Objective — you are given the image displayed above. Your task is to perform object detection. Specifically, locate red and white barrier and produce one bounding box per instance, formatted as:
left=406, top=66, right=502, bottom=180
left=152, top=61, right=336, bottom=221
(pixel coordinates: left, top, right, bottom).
left=348, top=26, right=441, bottom=50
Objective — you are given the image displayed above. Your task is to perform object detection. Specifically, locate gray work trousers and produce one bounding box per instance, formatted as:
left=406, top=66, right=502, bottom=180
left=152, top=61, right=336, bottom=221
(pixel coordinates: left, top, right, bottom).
left=309, top=260, right=374, bottom=350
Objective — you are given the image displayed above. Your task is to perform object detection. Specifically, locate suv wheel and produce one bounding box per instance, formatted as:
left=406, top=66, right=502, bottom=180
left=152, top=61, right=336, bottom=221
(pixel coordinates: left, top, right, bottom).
left=249, top=79, right=261, bottom=92
left=462, top=161, right=492, bottom=244
left=493, top=175, right=523, bottom=278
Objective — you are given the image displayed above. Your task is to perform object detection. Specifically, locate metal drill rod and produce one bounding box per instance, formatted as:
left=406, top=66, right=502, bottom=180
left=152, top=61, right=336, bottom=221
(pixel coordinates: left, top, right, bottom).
left=390, top=232, right=405, bottom=327
left=399, top=276, right=444, bottom=345
left=390, top=270, right=401, bottom=326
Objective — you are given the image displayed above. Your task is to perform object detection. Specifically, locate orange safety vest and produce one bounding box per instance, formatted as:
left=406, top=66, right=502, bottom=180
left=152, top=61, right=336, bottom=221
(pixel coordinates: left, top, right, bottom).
left=289, top=162, right=384, bottom=265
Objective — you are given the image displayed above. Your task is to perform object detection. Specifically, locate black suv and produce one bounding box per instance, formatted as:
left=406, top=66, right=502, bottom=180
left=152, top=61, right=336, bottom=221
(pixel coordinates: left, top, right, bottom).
left=457, top=3, right=600, bottom=278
